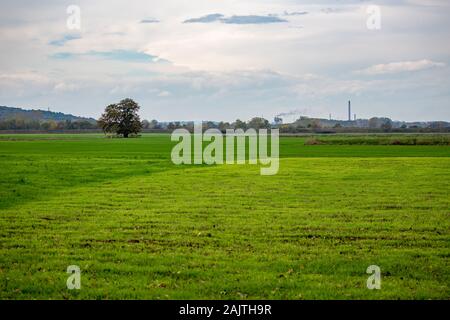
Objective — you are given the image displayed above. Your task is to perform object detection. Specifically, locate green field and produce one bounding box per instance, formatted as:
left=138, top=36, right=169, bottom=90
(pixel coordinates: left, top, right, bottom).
left=0, top=133, right=449, bottom=299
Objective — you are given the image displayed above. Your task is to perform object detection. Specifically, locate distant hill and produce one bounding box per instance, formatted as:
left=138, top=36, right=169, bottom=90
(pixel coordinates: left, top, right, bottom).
left=0, top=106, right=96, bottom=123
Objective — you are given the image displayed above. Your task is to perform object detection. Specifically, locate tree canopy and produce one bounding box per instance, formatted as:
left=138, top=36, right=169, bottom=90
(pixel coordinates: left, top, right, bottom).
left=98, top=98, right=142, bottom=137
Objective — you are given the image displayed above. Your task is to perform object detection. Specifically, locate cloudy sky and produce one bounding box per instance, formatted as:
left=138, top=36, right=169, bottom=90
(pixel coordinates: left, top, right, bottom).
left=1, top=0, right=449, bottom=122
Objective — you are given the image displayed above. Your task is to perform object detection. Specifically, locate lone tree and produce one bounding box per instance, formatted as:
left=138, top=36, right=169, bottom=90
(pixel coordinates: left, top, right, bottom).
left=98, top=98, right=142, bottom=137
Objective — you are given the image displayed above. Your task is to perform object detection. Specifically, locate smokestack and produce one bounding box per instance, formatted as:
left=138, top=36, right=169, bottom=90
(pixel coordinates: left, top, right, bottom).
left=348, top=100, right=351, bottom=121
left=354, top=114, right=356, bottom=121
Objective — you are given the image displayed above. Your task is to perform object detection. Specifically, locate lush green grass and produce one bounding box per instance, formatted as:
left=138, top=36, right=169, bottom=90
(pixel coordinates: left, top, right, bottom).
left=0, top=133, right=449, bottom=299
left=303, top=134, right=450, bottom=146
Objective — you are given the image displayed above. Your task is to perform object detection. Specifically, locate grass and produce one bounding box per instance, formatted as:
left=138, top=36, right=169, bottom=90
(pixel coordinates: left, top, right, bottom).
left=0, top=133, right=449, bottom=299
left=304, top=134, right=450, bottom=146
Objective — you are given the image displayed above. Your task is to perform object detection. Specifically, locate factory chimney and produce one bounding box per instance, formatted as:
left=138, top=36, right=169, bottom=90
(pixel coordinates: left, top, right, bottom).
left=348, top=100, right=351, bottom=121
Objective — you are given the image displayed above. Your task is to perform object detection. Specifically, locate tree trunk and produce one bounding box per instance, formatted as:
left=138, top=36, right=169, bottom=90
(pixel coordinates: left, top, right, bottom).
left=124, top=133, right=129, bottom=138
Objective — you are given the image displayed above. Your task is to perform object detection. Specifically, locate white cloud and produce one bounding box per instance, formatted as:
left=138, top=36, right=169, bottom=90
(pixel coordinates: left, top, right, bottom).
left=53, top=82, right=79, bottom=92
left=157, top=90, right=171, bottom=97
left=0, top=72, right=50, bottom=84
left=406, top=0, right=450, bottom=6
left=357, top=59, right=446, bottom=75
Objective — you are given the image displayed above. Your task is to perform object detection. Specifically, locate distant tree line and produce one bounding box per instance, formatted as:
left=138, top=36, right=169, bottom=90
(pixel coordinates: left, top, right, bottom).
left=1, top=98, right=449, bottom=134
left=144, top=117, right=272, bottom=133
left=0, top=118, right=97, bottom=131
left=1, top=115, right=448, bottom=134
left=275, top=116, right=449, bottom=134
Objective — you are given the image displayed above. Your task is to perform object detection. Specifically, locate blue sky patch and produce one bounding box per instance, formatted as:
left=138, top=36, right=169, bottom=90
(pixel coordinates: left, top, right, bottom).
left=51, top=50, right=164, bottom=63
left=48, top=34, right=81, bottom=46
left=184, top=14, right=287, bottom=24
